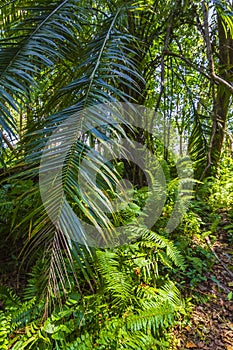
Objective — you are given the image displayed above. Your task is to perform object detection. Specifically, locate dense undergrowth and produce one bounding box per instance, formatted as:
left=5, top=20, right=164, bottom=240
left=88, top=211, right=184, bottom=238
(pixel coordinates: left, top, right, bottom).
left=0, top=157, right=233, bottom=349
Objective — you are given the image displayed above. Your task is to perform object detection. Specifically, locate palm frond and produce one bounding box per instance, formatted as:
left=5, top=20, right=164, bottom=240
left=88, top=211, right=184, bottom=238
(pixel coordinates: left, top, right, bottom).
left=0, top=0, right=87, bottom=135
left=188, top=111, right=211, bottom=178
left=1, top=2, right=145, bottom=298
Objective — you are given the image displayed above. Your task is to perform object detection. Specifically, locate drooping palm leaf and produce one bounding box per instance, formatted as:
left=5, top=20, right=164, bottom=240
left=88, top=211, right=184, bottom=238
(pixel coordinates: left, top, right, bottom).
left=0, top=1, right=146, bottom=299
left=0, top=0, right=89, bottom=136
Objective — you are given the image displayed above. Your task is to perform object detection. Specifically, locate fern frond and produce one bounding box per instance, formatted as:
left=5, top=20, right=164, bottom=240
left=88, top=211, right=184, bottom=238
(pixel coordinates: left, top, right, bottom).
left=96, top=250, right=134, bottom=306
left=142, top=229, right=185, bottom=269
left=0, top=311, right=11, bottom=350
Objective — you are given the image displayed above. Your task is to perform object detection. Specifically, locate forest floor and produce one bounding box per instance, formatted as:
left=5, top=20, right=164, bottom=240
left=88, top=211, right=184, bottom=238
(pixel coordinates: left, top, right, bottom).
left=171, top=212, right=233, bottom=350
left=1, top=213, right=233, bottom=350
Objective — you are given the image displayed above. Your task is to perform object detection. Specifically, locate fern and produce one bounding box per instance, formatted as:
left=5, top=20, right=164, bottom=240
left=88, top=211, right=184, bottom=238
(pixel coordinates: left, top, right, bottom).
left=96, top=250, right=134, bottom=306
left=0, top=311, right=11, bottom=350
left=141, top=229, right=185, bottom=269
left=66, top=333, right=93, bottom=350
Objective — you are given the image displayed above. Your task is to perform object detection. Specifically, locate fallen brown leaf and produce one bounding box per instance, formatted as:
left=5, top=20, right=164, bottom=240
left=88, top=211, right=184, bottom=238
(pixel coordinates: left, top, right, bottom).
left=226, top=346, right=233, bottom=350
left=186, top=341, right=197, bottom=348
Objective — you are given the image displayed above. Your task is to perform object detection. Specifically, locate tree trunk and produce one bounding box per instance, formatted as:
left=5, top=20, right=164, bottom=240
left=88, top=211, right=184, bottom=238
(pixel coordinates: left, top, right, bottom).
left=208, top=14, right=233, bottom=176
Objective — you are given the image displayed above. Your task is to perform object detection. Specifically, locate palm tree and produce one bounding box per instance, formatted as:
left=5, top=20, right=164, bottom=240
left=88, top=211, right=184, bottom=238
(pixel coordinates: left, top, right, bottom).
left=0, top=0, right=233, bottom=300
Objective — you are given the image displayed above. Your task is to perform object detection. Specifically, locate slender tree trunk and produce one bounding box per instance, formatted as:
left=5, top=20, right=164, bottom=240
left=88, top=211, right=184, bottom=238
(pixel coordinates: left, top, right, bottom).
left=208, top=15, right=232, bottom=175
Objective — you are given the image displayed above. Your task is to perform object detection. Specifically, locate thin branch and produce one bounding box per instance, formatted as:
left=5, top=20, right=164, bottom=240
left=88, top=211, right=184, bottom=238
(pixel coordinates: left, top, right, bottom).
left=199, top=2, right=217, bottom=181
left=212, top=72, right=233, bottom=93
left=202, top=2, right=215, bottom=75
left=164, top=50, right=211, bottom=79
left=205, top=236, right=233, bottom=279
left=149, top=12, right=174, bottom=132
left=164, top=50, right=233, bottom=94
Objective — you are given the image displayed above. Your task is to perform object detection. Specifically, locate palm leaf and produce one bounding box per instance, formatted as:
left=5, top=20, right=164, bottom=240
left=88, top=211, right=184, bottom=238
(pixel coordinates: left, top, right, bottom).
left=0, top=0, right=87, bottom=136
left=0, top=1, right=145, bottom=299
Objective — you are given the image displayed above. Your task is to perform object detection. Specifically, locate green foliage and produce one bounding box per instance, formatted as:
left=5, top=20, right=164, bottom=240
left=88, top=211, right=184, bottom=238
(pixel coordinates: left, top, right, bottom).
left=200, top=157, right=233, bottom=210
left=0, top=311, right=11, bottom=350
left=0, top=229, right=187, bottom=349
left=1, top=1, right=233, bottom=350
